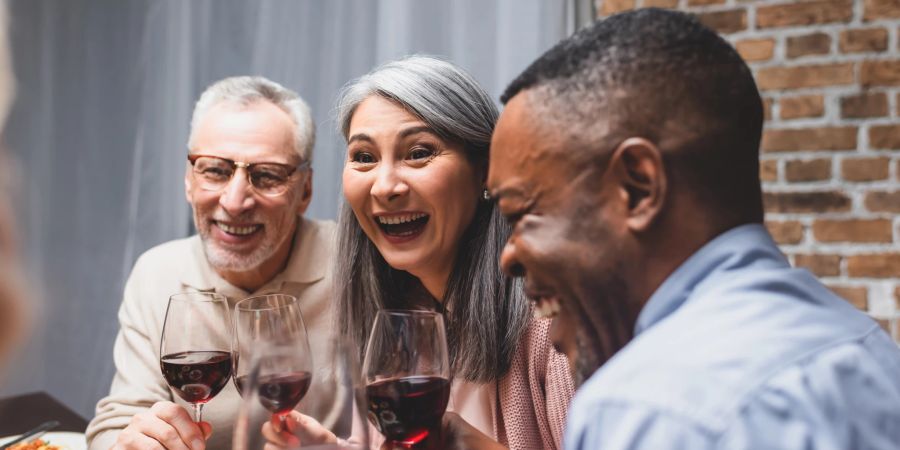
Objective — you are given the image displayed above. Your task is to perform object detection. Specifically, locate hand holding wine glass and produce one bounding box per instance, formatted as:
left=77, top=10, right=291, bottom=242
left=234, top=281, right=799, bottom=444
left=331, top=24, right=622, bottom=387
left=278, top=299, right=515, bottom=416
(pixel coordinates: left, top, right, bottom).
left=363, top=310, right=450, bottom=450
left=233, top=294, right=314, bottom=425
left=236, top=337, right=370, bottom=450
left=160, top=292, right=233, bottom=424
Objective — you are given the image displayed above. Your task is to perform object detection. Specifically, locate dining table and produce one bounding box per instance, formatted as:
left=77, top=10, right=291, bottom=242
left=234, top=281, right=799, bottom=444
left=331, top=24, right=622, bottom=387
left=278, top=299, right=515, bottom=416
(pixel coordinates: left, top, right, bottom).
left=0, top=391, right=87, bottom=434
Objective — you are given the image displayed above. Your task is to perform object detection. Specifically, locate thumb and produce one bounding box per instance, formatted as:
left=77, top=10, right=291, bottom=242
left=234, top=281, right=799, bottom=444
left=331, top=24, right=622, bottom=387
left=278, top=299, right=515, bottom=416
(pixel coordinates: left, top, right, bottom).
left=199, top=422, right=213, bottom=440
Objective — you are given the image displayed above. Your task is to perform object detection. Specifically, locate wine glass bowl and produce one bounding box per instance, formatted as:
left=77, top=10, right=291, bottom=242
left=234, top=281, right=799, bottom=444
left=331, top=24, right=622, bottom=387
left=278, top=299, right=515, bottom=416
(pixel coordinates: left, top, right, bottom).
left=159, top=292, right=233, bottom=422
left=362, top=310, right=450, bottom=449
left=232, top=337, right=371, bottom=450
left=236, top=358, right=313, bottom=415
left=233, top=294, right=313, bottom=420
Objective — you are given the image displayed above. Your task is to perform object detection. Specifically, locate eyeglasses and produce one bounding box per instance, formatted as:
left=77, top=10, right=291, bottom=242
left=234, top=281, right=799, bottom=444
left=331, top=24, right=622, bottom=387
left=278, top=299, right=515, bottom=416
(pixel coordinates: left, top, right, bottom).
left=187, top=154, right=310, bottom=197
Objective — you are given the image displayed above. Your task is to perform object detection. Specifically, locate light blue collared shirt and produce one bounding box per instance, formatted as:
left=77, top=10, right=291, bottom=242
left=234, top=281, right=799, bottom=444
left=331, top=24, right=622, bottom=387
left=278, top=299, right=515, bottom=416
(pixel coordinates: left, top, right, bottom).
left=565, top=224, right=900, bottom=450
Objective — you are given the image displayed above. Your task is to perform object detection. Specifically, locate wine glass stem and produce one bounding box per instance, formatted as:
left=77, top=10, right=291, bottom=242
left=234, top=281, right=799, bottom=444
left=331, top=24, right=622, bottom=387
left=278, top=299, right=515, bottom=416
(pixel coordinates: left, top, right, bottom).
left=193, top=403, right=204, bottom=423
left=279, top=413, right=288, bottom=428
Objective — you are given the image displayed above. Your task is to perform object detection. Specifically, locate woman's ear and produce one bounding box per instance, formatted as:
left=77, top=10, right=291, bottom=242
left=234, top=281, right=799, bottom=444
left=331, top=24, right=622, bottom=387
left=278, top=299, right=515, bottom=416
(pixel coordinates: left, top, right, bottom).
left=608, top=137, right=666, bottom=232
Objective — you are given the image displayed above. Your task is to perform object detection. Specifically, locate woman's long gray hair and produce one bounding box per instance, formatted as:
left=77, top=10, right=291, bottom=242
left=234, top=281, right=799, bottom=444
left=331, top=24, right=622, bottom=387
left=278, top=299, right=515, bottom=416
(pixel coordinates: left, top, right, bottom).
left=334, top=56, right=530, bottom=382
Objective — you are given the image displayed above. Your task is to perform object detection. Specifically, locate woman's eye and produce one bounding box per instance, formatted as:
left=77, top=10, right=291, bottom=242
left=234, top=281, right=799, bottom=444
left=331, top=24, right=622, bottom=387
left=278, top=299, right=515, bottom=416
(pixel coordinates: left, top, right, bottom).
left=408, top=147, right=434, bottom=160
left=351, top=152, right=375, bottom=164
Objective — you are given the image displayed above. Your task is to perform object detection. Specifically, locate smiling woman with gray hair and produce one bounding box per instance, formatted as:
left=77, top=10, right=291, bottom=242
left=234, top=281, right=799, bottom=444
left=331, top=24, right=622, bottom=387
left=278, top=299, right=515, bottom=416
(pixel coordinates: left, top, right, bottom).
left=264, top=55, right=574, bottom=450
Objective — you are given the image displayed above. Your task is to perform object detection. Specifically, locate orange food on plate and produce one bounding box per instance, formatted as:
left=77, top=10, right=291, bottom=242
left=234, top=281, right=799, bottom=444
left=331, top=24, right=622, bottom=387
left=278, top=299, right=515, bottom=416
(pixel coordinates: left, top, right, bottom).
left=6, top=438, right=64, bottom=450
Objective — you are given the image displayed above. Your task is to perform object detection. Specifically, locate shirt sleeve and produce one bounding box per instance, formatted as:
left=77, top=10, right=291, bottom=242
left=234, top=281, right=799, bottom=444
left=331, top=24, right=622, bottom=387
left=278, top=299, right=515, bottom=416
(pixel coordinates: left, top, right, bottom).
left=718, top=340, right=900, bottom=450
left=566, top=338, right=900, bottom=450
left=85, top=264, right=171, bottom=450
left=565, top=402, right=716, bottom=450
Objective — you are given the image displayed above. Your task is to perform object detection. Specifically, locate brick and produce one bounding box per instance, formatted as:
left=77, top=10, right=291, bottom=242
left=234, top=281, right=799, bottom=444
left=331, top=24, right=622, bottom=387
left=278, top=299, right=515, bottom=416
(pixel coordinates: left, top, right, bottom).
left=600, top=0, right=635, bottom=15
left=643, top=0, right=679, bottom=7
left=794, top=253, right=841, bottom=276
left=839, top=28, right=888, bottom=53
left=763, top=191, right=851, bottom=213
left=757, top=0, right=853, bottom=28
left=756, top=63, right=854, bottom=90
left=762, top=127, right=857, bottom=152
left=875, top=317, right=891, bottom=334
left=841, top=92, right=888, bottom=118
left=864, top=191, right=900, bottom=212
left=736, top=39, right=775, bottom=62
left=763, top=98, right=773, bottom=121
left=841, top=157, right=890, bottom=181
left=696, top=9, right=747, bottom=34
left=786, top=33, right=831, bottom=58
left=813, top=219, right=893, bottom=243
left=869, top=125, right=900, bottom=149
left=897, top=93, right=900, bottom=116
left=688, top=0, right=725, bottom=4
left=766, top=220, right=804, bottom=244
left=861, top=60, right=900, bottom=87
left=780, top=95, right=825, bottom=119
left=896, top=286, right=900, bottom=309
left=863, top=0, right=900, bottom=20
left=827, top=285, right=868, bottom=310
left=760, top=159, right=778, bottom=182
left=847, top=253, right=900, bottom=278
left=785, top=158, right=832, bottom=182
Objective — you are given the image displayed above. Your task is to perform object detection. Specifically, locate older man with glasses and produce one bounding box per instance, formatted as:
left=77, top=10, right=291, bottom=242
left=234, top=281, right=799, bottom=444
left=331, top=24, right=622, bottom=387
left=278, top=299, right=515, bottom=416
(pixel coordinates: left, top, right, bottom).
left=86, top=76, right=345, bottom=450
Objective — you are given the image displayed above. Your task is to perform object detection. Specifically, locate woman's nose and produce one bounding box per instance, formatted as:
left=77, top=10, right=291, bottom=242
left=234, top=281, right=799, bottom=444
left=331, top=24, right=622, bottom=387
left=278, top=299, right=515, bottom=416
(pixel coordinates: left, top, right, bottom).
left=370, top=163, right=409, bottom=202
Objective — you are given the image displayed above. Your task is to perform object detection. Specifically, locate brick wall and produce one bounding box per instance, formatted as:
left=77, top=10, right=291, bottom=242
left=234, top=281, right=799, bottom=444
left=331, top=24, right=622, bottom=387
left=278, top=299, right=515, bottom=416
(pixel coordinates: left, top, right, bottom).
left=596, top=0, right=900, bottom=329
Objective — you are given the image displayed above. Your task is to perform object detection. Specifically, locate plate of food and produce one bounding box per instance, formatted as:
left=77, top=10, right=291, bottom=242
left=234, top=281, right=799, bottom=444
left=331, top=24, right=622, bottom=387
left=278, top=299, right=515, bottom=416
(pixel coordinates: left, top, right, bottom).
left=0, top=432, right=86, bottom=450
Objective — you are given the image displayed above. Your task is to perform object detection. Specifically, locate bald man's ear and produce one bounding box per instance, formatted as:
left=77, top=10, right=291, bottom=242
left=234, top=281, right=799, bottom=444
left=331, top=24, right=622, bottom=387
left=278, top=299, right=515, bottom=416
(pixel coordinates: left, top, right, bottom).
left=609, top=138, right=666, bottom=232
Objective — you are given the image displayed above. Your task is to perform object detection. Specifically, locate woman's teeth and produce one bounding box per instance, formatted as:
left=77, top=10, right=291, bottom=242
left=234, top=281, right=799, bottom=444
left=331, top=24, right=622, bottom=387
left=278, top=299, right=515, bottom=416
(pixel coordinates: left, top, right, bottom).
left=534, top=298, right=561, bottom=319
left=218, top=223, right=259, bottom=236
left=377, top=212, right=428, bottom=225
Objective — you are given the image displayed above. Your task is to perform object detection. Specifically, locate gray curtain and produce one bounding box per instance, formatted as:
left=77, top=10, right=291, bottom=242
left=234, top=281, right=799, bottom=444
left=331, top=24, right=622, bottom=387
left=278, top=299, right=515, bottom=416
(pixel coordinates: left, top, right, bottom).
left=1, top=0, right=587, bottom=418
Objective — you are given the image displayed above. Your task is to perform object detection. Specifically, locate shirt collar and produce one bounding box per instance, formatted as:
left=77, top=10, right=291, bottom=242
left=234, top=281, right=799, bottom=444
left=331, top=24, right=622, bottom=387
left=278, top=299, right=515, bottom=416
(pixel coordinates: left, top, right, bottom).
left=179, top=217, right=331, bottom=299
left=634, top=223, right=787, bottom=335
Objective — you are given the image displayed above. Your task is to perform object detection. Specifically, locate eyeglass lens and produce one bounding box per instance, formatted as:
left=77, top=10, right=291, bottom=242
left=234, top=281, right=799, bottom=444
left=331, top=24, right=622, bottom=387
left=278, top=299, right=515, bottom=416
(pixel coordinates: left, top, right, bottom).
left=192, top=156, right=296, bottom=196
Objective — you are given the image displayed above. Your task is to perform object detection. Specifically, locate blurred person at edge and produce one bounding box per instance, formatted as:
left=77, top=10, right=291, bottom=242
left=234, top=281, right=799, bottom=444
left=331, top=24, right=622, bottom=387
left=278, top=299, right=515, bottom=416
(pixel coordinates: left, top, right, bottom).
left=483, top=8, right=900, bottom=450
left=0, top=3, right=28, bottom=371
left=263, top=56, right=574, bottom=450
left=86, top=77, right=348, bottom=450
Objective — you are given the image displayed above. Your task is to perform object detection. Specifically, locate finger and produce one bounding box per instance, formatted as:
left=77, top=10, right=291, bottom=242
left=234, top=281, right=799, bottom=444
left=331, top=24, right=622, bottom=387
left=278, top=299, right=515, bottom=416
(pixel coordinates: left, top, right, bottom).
left=284, top=413, right=337, bottom=445
left=149, top=402, right=206, bottom=450
left=270, top=413, right=283, bottom=434
left=114, top=428, right=166, bottom=450
left=130, top=413, right=192, bottom=450
left=198, top=422, right=213, bottom=440
left=261, top=420, right=298, bottom=448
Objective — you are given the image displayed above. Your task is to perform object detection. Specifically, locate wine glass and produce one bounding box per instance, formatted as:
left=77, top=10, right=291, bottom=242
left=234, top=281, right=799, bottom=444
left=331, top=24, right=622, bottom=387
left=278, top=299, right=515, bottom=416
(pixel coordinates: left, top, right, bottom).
left=233, top=337, right=370, bottom=450
left=159, top=292, right=233, bottom=423
left=362, top=310, right=450, bottom=449
left=233, top=294, right=313, bottom=425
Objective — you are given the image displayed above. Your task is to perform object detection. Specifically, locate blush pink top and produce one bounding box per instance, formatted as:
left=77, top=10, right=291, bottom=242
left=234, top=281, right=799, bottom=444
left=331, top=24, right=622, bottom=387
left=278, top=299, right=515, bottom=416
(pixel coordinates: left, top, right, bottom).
left=356, top=317, right=574, bottom=449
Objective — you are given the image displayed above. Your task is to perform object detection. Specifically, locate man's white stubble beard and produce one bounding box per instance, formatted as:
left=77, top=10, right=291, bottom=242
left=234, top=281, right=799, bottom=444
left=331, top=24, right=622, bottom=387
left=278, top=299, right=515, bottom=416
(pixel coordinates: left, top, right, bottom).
left=199, top=219, right=296, bottom=273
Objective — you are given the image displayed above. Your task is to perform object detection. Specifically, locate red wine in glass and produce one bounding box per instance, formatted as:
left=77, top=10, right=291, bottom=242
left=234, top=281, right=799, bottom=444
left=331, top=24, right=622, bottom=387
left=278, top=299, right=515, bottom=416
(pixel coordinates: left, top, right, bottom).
left=366, top=375, right=450, bottom=447
left=160, top=292, right=232, bottom=423
left=235, top=370, right=313, bottom=414
left=233, top=294, right=314, bottom=424
left=160, top=350, right=232, bottom=403
left=362, top=310, right=450, bottom=449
